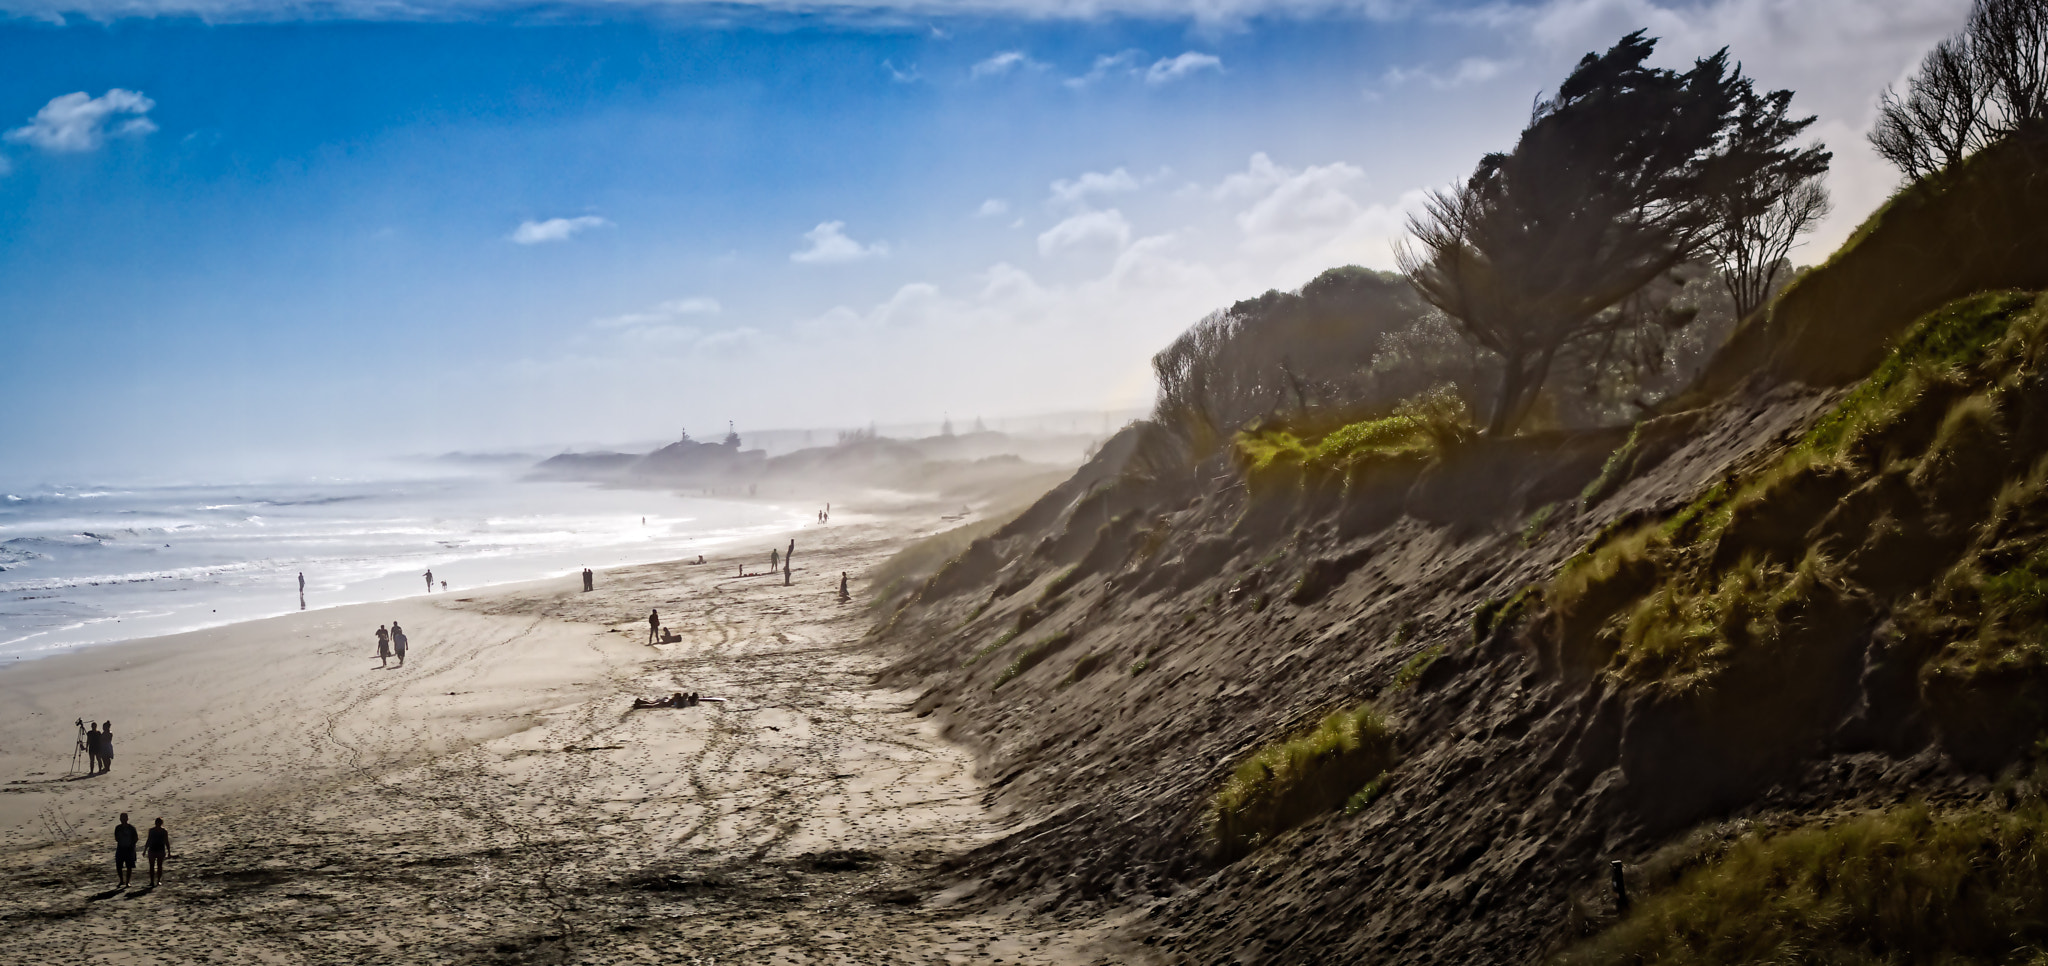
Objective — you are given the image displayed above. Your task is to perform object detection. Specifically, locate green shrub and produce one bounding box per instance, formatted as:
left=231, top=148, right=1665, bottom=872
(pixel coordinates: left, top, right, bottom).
left=1580, top=425, right=1642, bottom=508
left=1210, top=704, right=1396, bottom=860
left=1342, top=775, right=1391, bottom=816
left=1389, top=646, right=1445, bottom=693
left=1556, top=801, right=2048, bottom=966
left=1232, top=388, right=1475, bottom=483
left=1552, top=292, right=2045, bottom=687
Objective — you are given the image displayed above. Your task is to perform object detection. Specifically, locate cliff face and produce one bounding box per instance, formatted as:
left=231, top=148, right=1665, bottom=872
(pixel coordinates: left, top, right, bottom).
left=871, top=137, right=2048, bottom=965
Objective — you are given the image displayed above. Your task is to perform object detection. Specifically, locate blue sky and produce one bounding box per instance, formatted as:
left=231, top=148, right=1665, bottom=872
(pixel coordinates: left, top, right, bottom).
left=0, top=0, right=1969, bottom=480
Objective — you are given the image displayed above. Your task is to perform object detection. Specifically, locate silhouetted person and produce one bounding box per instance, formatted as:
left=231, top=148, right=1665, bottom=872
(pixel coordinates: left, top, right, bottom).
left=113, top=813, right=138, bottom=888
left=298, top=572, right=305, bottom=594
left=423, top=569, right=434, bottom=593
left=391, top=621, right=408, bottom=667
left=145, top=818, right=171, bottom=888
left=647, top=609, right=661, bottom=645
left=838, top=572, right=850, bottom=603
left=100, top=721, right=113, bottom=775
left=376, top=624, right=390, bottom=668
left=86, top=722, right=103, bottom=774
left=582, top=568, right=594, bottom=592
left=770, top=548, right=779, bottom=568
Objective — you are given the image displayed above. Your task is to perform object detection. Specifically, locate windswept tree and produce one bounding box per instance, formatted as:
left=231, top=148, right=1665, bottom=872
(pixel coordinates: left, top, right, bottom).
left=1400, top=32, right=1827, bottom=435
left=1872, top=0, right=2048, bottom=180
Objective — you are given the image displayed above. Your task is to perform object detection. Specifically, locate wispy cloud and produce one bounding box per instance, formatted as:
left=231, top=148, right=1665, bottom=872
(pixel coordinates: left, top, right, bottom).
left=1380, top=56, right=1513, bottom=90
left=1065, top=50, right=1142, bottom=89
left=509, top=215, right=612, bottom=244
left=593, top=297, right=722, bottom=328
left=0, top=0, right=1418, bottom=28
left=883, top=58, right=921, bottom=82
left=970, top=50, right=1047, bottom=79
left=791, top=220, right=889, bottom=264
left=6, top=89, right=157, bottom=152
left=1049, top=167, right=1144, bottom=206
left=976, top=198, right=1011, bottom=217
left=1037, top=208, right=1132, bottom=255
left=1145, top=52, right=1223, bottom=85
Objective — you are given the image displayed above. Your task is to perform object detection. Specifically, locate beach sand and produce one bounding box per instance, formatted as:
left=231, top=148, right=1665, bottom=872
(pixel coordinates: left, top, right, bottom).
left=0, top=512, right=1141, bottom=965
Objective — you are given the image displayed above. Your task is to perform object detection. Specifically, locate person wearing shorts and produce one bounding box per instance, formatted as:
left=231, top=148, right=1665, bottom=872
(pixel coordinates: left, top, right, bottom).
left=113, top=813, right=138, bottom=888
left=145, top=818, right=171, bottom=888
left=376, top=625, right=390, bottom=669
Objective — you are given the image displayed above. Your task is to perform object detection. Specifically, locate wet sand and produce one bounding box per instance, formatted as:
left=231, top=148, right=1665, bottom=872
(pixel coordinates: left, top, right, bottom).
left=0, top=513, right=1142, bottom=965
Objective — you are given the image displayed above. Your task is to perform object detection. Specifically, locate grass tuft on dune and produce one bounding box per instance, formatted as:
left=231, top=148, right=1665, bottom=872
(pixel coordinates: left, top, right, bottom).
left=1558, top=800, right=2048, bottom=966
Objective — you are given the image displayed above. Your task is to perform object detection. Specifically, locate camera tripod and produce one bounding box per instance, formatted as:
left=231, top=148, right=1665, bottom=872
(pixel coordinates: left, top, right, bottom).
left=70, top=718, right=88, bottom=776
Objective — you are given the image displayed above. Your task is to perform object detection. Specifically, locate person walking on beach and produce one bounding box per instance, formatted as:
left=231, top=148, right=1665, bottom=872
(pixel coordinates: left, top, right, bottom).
left=390, top=621, right=408, bottom=667
left=423, top=569, right=434, bottom=593
left=144, top=818, right=171, bottom=888
left=100, top=721, right=114, bottom=775
left=113, top=813, right=139, bottom=889
left=376, top=624, right=391, bottom=668
left=647, top=609, right=661, bottom=645
left=838, top=572, right=851, bottom=603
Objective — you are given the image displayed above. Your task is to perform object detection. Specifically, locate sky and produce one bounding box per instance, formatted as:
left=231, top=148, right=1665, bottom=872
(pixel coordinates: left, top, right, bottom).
left=0, top=0, right=1972, bottom=482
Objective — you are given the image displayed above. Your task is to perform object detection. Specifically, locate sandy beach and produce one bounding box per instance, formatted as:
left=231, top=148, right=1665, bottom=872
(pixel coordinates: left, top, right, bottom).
left=0, top=510, right=1138, bottom=965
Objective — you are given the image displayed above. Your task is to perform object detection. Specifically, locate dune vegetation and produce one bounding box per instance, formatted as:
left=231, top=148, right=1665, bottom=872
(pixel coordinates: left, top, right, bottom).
left=1209, top=704, right=1396, bottom=861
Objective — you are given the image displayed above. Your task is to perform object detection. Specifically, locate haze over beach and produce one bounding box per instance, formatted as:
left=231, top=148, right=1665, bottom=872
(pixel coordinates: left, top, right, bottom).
left=21, top=0, right=2048, bottom=964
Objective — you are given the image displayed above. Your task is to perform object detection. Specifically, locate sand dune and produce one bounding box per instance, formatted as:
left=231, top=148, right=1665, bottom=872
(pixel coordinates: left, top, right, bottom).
left=0, top=514, right=1142, bottom=965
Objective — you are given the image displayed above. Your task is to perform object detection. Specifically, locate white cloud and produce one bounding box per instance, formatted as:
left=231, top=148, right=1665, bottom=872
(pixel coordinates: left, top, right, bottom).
left=1037, top=208, right=1133, bottom=255
left=1145, top=52, right=1223, bottom=85
left=976, top=198, right=1011, bottom=217
left=1049, top=167, right=1142, bottom=206
left=1210, top=151, right=1289, bottom=200
left=883, top=59, right=921, bottom=83
left=790, top=220, right=889, bottom=264
left=510, top=215, right=612, bottom=244
left=593, top=296, right=722, bottom=328
left=1203, top=153, right=1429, bottom=274
left=0, top=0, right=1417, bottom=29
left=6, top=89, right=157, bottom=152
left=1065, top=50, right=1142, bottom=88
left=1381, top=56, right=1513, bottom=90
left=0, top=155, right=10, bottom=176
left=971, top=50, right=1047, bottom=79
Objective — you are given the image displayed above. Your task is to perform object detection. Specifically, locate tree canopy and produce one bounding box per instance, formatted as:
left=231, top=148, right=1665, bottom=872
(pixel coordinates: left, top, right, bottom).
left=1400, top=32, right=1827, bottom=435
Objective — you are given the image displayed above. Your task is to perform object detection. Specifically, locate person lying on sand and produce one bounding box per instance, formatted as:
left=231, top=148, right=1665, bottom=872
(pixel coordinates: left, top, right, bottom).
left=631, top=692, right=691, bottom=709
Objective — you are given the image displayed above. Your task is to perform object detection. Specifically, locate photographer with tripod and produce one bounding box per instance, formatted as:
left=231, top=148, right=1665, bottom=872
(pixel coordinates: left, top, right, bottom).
left=73, top=719, right=113, bottom=776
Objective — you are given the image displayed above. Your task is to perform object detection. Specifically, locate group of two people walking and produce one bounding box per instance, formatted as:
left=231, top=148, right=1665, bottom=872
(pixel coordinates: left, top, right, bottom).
left=112, top=812, right=172, bottom=890
left=375, top=622, right=409, bottom=668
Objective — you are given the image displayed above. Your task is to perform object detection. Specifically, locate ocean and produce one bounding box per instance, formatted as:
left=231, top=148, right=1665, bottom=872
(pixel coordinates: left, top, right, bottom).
left=0, top=472, right=812, bottom=662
